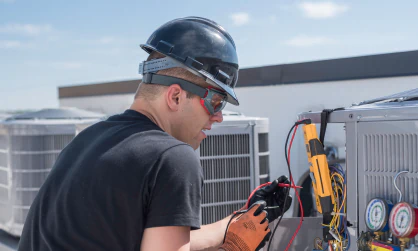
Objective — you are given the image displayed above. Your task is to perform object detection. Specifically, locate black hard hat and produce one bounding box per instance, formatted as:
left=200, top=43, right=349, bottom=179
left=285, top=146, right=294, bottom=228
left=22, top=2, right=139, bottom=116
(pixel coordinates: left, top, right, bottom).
left=140, top=16, right=240, bottom=105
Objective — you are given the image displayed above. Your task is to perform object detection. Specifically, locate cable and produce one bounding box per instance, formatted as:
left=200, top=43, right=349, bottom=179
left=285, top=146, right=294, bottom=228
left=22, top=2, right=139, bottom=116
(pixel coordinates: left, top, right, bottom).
left=222, top=211, right=246, bottom=243
left=267, top=120, right=307, bottom=251
left=282, top=124, right=304, bottom=251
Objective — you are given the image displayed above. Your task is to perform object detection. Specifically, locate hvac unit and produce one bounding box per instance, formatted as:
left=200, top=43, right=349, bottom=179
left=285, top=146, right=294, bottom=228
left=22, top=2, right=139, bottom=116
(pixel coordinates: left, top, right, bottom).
left=0, top=114, right=12, bottom=122
left=198, top=111, right=269, bottom=225
left=297, top=88, right=418, bottom=251
left=75, top=111, right=270, bottom=226
left=0, top=108, right=103, bottom=236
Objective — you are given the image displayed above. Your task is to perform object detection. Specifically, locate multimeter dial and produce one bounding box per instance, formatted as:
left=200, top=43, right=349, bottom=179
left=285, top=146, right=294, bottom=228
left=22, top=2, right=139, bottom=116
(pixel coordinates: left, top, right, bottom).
left=365, top=198, right=391, bottom=232
left=389, top=202, right=418, bottom=238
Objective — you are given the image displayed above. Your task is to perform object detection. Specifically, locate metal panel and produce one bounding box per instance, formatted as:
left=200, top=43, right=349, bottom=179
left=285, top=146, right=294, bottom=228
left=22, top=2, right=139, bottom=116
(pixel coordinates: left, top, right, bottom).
left=0, top=122, right=88, bottom=236
left=357, top=120, right=418, bottom=245
left=267, top=217, right=324, bottom=251
left=4, top=133, right=75, bottom=236
left=200, top=125, right=253, bottom=225
left=345, top=122, right=359, bottom=251
left=298, top=101, right=418, bottom=123
left=199, top=118, right=270, bottom=225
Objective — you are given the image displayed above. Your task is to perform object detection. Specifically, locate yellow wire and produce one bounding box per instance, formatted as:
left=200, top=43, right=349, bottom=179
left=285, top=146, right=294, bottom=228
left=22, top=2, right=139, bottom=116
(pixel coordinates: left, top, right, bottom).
left=318, top=169, right=347, bottom=250
left=328, top=171, right=347, bottom=250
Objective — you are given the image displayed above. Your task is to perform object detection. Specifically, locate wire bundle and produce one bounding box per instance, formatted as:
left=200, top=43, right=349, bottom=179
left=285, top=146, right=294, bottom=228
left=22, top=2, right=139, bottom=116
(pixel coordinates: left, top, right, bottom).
left=316, top=163, right=350, bottom=250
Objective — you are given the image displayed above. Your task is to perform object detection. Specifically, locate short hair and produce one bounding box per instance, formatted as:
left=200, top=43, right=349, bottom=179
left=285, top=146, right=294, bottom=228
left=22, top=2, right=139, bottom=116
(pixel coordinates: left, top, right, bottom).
left=135, top=52, right=206, bottom=100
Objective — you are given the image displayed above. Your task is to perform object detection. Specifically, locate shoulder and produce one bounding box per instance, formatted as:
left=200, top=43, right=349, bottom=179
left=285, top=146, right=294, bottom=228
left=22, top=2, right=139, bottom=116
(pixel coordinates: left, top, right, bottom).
left=150, top=143, right=203, bottom=185
left=125, top=130, right=193, bottom=156
left=158, top=143, right=201, bottom=172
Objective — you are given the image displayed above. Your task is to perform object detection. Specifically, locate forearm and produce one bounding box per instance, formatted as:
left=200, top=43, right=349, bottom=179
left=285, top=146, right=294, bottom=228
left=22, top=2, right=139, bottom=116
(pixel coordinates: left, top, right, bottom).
left=190, top=215, right=231, bottom=251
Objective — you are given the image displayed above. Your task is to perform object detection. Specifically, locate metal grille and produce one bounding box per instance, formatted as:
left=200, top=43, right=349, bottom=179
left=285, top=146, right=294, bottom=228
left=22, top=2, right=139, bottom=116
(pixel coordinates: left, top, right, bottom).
left=364, top=134, right=418, bottom=173
left=0, top=135, right=7, bottom=149
left=359, top=131, right=418, bottom=244
left=5, top=134, right=75, bottom=234
left=201, top=158, right=251, bottom=180
left=259, top=155, right=269, bottom=175
left=0, top=152, right=7, bottom=168
left=200, top=134, right=250, bottom=156
left=259, top=133, right=270, bottom=184
left=11, top=135, right=74, bottom=151
left=202, top=202, right=245, bottom=225
left=202, top=179, right=251, bottom=204
left=200, top=134, right=252, bottom=224
left=258, top=133, right=269, bottom=152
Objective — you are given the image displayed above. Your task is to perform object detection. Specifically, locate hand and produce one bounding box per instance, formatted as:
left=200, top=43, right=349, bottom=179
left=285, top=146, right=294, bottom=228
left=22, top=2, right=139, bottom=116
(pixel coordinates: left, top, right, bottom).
left=219, top=201, right=271, bottom=251
left=248, top=176, right=293, bottom=222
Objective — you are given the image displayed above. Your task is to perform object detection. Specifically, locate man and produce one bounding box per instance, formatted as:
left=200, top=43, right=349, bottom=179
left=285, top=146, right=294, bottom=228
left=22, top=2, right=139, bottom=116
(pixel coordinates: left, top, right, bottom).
left=18, top=17, right=290, bottom=251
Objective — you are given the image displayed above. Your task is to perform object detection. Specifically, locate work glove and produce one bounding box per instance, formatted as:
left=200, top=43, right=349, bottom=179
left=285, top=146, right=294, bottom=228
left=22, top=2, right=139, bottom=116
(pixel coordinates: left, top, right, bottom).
left=219, top=201, right=271, bottom=251
left=247, top=175, right=293, bottom=222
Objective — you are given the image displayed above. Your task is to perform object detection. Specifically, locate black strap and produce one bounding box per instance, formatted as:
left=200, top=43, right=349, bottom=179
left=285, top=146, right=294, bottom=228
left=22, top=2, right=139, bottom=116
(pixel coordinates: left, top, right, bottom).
left=142, top=73, right=207, bottom=97
left=319, top=108, right=344, bottom=147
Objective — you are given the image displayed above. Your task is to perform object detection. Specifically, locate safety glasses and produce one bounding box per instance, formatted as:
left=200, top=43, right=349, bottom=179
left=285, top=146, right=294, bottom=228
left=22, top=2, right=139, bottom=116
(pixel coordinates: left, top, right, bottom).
left=141, top=73, right=228, bottom=115
left=200, top=87, right=228, bottom=115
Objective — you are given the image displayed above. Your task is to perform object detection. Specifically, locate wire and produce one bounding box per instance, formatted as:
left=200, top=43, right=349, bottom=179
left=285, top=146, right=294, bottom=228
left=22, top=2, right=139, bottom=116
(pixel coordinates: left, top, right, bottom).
left=282, top=125, right=304, bottom=251
left=324, top=163, right=349, bottom=251
left=267, top=120, right=306, bottom=251
left=222, top=211, right=246, bottom=243
left=245, top=183, right=270, bottom=209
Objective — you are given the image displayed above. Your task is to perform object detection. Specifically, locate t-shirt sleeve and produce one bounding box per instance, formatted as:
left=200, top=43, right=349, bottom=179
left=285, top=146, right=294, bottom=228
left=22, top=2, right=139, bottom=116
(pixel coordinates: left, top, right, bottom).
left=145, top=144, right=203, bottom=230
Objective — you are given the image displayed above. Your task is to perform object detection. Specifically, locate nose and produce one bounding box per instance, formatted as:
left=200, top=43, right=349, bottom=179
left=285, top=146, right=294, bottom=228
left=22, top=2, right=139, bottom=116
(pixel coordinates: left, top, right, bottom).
left=210, top=111, right=223, bottom=123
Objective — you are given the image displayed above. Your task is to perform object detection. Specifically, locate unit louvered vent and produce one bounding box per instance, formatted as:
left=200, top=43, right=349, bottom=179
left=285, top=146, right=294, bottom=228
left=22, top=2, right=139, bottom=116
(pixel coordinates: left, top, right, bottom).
left=200, top=134, right=250, bottom=156
left=364, top=134, right=418, bottom=173
left=258, top=133, right=269, bottom=184
left=359, top=132, right=418, bottom=244
left=200, top=134, right=251, bottom=225
left=199, top=125, right=270, bottom=225
left=8, top=134, right=75, bottom=228
left=11, top=135, right=74, bottom=151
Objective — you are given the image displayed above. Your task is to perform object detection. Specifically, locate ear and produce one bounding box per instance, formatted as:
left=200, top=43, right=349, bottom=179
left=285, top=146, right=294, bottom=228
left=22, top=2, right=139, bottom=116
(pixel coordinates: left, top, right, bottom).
left=165, top=84, right=183, bottom=112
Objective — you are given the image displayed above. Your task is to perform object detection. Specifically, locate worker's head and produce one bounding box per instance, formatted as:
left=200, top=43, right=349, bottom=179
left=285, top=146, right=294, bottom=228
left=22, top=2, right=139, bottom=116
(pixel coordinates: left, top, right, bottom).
left=132, top=17, right=239, bottom=149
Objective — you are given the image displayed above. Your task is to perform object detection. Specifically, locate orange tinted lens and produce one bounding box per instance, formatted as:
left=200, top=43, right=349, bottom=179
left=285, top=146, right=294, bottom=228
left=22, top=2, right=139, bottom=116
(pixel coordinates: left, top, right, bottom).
left=211, top=93, right=225, bottom=111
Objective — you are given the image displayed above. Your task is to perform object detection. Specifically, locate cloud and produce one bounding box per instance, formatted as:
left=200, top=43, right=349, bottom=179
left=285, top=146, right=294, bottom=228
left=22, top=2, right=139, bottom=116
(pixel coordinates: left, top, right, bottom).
left=298, top=2, right=349, bottom=19
left=0, top=24, right=52, bottom=36
left=284, top=35, right=335, bottom=47
left=230, top=12, right=250, bottom=26
left=0, top=40, right=33, bottom=49
left=0, top=40, right=22, bottom=48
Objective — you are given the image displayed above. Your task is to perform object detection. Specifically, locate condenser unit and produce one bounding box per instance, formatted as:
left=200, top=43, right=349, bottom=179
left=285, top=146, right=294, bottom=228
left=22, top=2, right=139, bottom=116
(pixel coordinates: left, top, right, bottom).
left=0, top=108, right=103, bottom=236
left=198, top=111, right=269, bottom=225
left=297, top=88, right=418, bottom=251
left=75, top=110, right=270, bottom=226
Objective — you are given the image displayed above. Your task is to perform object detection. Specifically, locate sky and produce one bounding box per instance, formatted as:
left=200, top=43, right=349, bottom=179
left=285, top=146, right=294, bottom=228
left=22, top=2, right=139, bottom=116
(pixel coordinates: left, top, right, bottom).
left=1, top=0, right=418, bottom=111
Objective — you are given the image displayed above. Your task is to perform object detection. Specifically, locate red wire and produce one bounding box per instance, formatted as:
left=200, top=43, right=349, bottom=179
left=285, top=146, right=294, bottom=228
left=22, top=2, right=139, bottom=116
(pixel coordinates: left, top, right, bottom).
left=245, top=182, right=271, bottom=209
left=244, top=123, right=304, bottom=251
left=329, top=241, right=333, bottom=251
left=283, top=125, right=304, bottom=251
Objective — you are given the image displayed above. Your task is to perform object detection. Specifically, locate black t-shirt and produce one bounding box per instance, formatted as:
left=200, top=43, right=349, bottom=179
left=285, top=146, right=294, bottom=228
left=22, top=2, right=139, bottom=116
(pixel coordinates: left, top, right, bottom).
left=18, top=109, right=203, bottom=251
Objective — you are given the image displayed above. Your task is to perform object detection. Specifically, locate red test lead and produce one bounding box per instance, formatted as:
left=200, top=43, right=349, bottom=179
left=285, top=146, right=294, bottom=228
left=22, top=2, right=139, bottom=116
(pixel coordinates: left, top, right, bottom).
left=277, top=183, right=303, bottom=189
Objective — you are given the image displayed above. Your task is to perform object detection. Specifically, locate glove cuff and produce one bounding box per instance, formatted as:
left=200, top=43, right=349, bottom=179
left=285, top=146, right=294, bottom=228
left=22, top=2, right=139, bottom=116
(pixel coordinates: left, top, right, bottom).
left=220, top=232, right=251, bottom=251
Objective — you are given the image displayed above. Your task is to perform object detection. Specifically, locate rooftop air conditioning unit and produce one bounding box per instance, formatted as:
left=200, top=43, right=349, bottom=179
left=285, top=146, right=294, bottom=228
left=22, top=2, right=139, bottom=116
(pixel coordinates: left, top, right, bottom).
left=76, top=110, right=270, bottom=226
left=297, top=88, right=418, bottom=251
left=0, top=108, right=104, bottom=236
left=0, top=114, right=12, bottom=122
left=198, top=111, right=269, bottom=225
